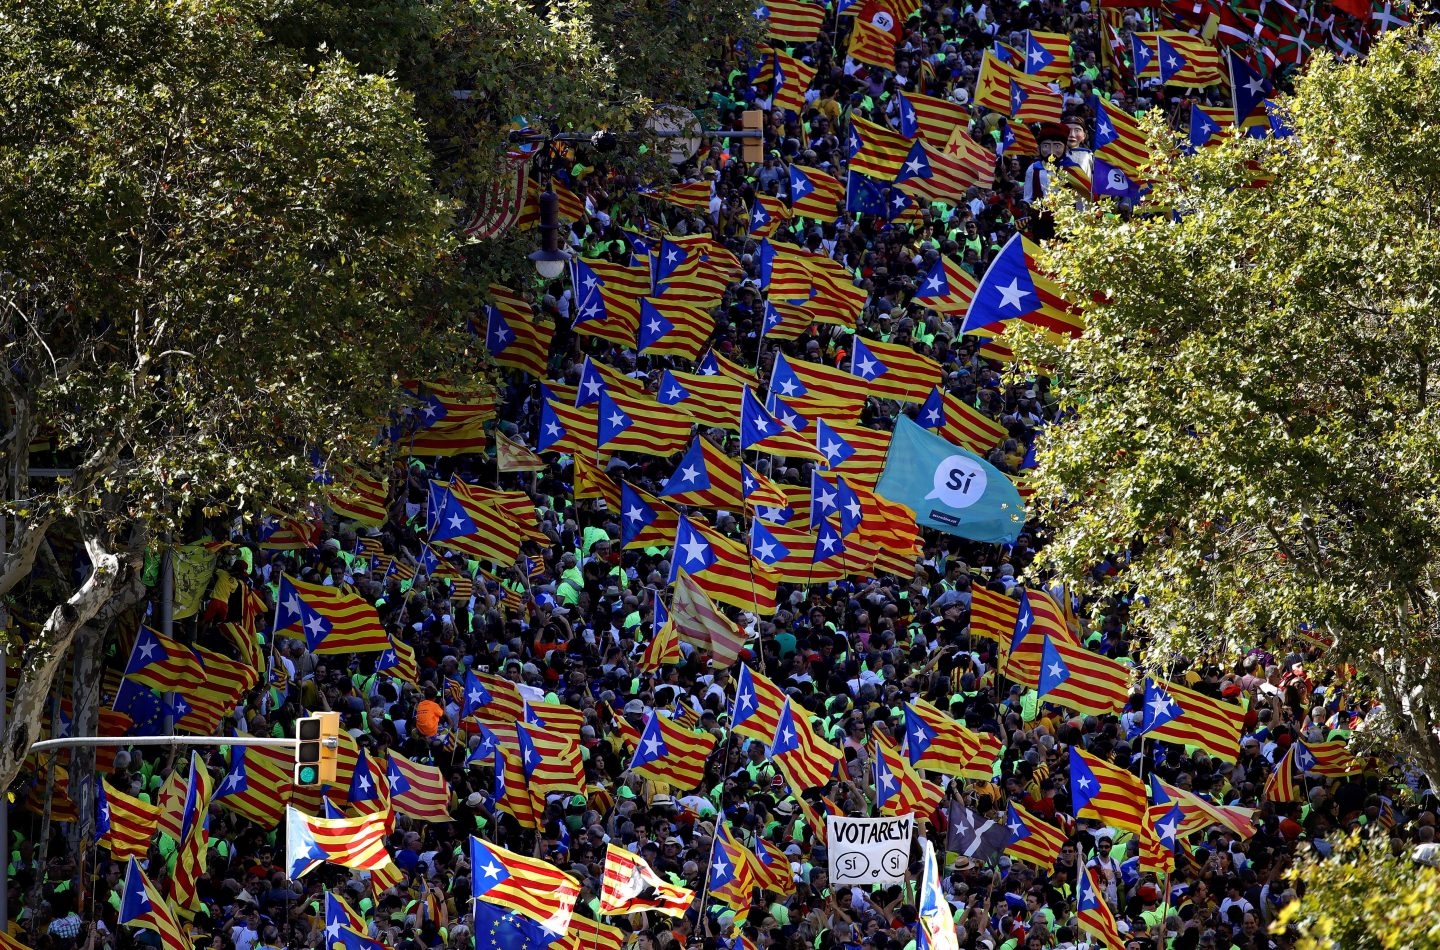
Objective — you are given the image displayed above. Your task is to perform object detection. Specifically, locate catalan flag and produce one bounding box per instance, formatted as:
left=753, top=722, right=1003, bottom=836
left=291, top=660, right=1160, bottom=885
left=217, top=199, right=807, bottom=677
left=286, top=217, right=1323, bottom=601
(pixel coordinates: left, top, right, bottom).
left=328, top=469, right=389, bottom=527
left=599, top=845, right=695, bottom=916
left=620, top=482, right=679, bottom=551
left=641, top=597, right=683, bottom=671
left=122, top=625, right=200, bottom=692
left=470, top=836, right=579, bottom=932
left=495, top=430, right=546, bottom=473
left=903, top=699, right=977, bottom=777
left=874, top=729, right=943, bottom=818
left=651, top=237, right=729, bottom=304
left=1264, top=746, right=1301, bottom=803
left=1077, top=864, right=1128, bottom=950
left=386, top=753, right=453, bottom=822
left=428, top=479, right=523, bottom=566
left=761, top=300, right=811, bottom=341
left=628, top=713, right=717, bottom=790
left=97, top=778, right=159, bottom=859
left=1134, top=31, right=1223, bottom=85
left=788, top=164, right=845, bottom=221
left=526, top=698, right=587, bottom=735
left=1227, top=48, right=1274, bottom=139
left=273, top=575, right=390, bottom=654
left=815, top=418, right=891, bottom=487
left=731, top=664, right=787, bottom=744
left=752, top=835, right=795, bottom=896
left=961, top=233, right=1083, bottom=338
left=1093, top=98, right=1150, bottom=179
left=558, top=915, right=624, bottom=950
left=706, top=822, right=757, bottom=911
left=596, top=387, right=693, bottom=456
left=749, top=519, right=845, bottom=583
left=168, top=752, right=212, bottom=918
left=537, top=398, right=599, bottom=456
left=916, top=387, right=1007, bottom=455
left=656, top=368, right=741, bottom=430
left=763, top=47, right=817, bottom=119
left=513, top=721, right=586, bottom=794
left=491, top=747, right=538, bottom=829
left=637, top=297, right=714, bottom=360
left=215, top=744, right=292, bottom=828
left=846, top=115, right=912, bottom=180
left=1294, top=739, right=1361, bottom=777
left=1135, top=675, right=1244, bottom=762
left=896, top=136, right=994, bottom=203
left=1004, top=588, right=1079, bottom=684
left=572, top=258, right=645, bottom=348
left=669, top=569, right=752, bottom=667
left=1033, top=636, right=1131, bottom=717
left=285, top=806, right=396, bottom=878
left=1069, top=745, right=1146, bottom=834
left=969, top=585, right=1020, bottom=642
left=119, top=858, right=188, bottom=950
left=671, top=517, right=778, bottom=612
left=771, top=698, right=841, bottom=791
left=1022, top=30, right=1073, bottom=84
left=256, top=513, right=321, bottom=550
left=897, top=90, right=971, bottom=148
left=660, top=437, right=746, bottom=511
left=762, top=0, right=826, bottom=45
left=770, top=352, right=868, bottom=414
left=742, top=462, right=791, bottom=512
left=846, top=17, right=897, bottom=70
left=469, top=672, right=527, bottom=729
left=742, top=386, right=824, bottom=461
left=485, top=284, right=551, bottom=380
left=1004, top=801, right=1067, bottom=868
left=975, top=52, right=1064, bottom=124
left=847, top=336, right=939, bottom=403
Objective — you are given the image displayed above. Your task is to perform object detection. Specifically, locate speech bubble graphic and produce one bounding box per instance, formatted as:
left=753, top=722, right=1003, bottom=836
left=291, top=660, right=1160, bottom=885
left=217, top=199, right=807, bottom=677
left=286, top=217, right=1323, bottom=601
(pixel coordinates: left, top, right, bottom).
left=924, top=455, right=988, bottom=509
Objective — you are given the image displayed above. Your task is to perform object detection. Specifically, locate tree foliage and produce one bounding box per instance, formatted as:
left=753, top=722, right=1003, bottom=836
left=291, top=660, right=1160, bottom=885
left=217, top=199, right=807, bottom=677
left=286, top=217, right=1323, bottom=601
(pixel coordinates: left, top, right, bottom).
left=0, top=0, right=472, bottom=782
left=1276, top=836, right=1440, bottom=949
left=1023, top=30, right=1440, bottom=785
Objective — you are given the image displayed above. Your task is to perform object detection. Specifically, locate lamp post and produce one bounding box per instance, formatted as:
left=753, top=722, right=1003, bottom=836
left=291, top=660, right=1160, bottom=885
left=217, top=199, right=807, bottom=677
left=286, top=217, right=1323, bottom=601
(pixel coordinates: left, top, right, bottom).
left=527, top=186, right=569, bottom=280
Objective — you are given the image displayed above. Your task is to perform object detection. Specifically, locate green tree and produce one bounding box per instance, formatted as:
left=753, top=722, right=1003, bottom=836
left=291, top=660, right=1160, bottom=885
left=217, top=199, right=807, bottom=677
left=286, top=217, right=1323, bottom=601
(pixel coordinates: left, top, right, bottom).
left=1022, top=30, right=1440, bottom=787
left=0, top=0, right=471, bottom=785
left=1275, top=835, right=1440, bottom=949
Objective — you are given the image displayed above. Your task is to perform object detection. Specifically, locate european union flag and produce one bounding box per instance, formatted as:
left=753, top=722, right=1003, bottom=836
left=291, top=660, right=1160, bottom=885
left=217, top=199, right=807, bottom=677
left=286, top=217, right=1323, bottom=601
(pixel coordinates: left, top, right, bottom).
left=874, top=415, right=1026, bottom=543
left=113, top=680, right=165, bottom=737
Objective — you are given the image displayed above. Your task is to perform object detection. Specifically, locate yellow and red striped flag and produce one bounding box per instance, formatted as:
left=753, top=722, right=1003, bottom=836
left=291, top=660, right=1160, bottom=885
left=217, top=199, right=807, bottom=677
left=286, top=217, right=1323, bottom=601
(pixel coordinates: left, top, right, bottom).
left=640, top=598, right=683, bottom=671
left=1069, top=745, right=1146, bottom=835
left=155, top=769, right=185, bottom=843
left=537, top=398, right=599, bottom=456
left=1141, top=676, right=1245, bottom=762
left=1077, top=864, right=1129, bottom=950
left=846, top=18, right=897, bottom=70
left=471, top=672, right=527, bottom=729
left=596, top=387, right=694, bottom=457
left=771, top=698, right=841, bottom=791
left=214, top=744, right=293, bottom=829
left=764, top=48, right=818, bottom=118
left=660, top=179, right=713, bottom=213
left=167, top=752, right=213, bottom=918
left=513, top=721, right=586, bottom=794
left=257, top=513, right=321, bottom=550
left=285, top=805, right=397, bottom=878
left=1295, top=739, right=1361, bottom=777
left=621, top=482, right=680, bottom=551
left=1133, top=31, right=1224, bottom=86
left=628, top=712, right=718, bottom=790
left=656, top=368, right=741, bottom=430
left=515, top=176, right=586, bottom=228
left=707, top=823, right=758, bottom=911
left=763, top=0, right=826, bottom=43
left=874, top=729, right=943, bottom=819
left=659, top=437, right=746, bottom=511
left=484, top=284, right=552, bottom=380
left=896, top=136, right=994, bottom=203
left=328, top=469, right=388, bottom=527
left=1264, top=746, right=1301, bottom=803
left=558, top=916, right=624, bottom=950
left=121, top=625, right=200, bottom=693
left=97, top=779, right=159, bottom=859
left=599, top=844, right=695, bottom=916
left=898, top=91, right=972, bottom=147
left=1003, top=801, right=1067, bottom=868
left=903, top=699, right=978, bottom=777
left=1022, top=30, right=1073, bottom=85
left=742, top=386, right=825, bottom=462
left=788, top=164, right=845, bottom=221
left=469, top=835, right=580, bottom=930
left=770, top=352, right=868, bottom=415
left=1032, top=636, right=1132, bottom=717
left=975, top=52, right=1064, bottom=123
left=916, top=387, right=1008, bottom=456
left=1003, top=588, right=1080, bottom=684
left=573, top=258, right=646, bottom=348
left=637, top=297, right=714, bottom=360
left=845, top=115, right=911, bottom=181
left=669, top=519, right=779, bottom=613
left=749, top=519, right=846, bottom=583
left=670, top=569, right=754, bottom=666
left=495, top=430, right=546, bottom=473
left=118, top=858, right=189, bottom=950
left=1093, top=98, right=1150, bottom=179
left=817, top=420, right=891, bottom=488
left=493, top=746, right=538, bottom=829
left=274, top=574, right=390, bottom=654
left=386, top=753, right=453, bottom=822
left=751, top=836, right=795, bottom=895
left=846, top=336, right=940, bottom=403
left=969, top=585, right=1020, bottom=642
left=526, top=698, right=587, bottom=735
left=574, top=453, right=621, bottom=510
left=731, top=664, right=787, bottom=744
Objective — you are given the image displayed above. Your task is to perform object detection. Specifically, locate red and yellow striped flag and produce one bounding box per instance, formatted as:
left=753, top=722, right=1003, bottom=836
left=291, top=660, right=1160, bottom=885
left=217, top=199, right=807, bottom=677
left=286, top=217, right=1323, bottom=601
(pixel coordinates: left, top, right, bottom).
left=638, top=297, right=715, bottom=360
left=214, top=744, right=293, bottom=829
left=1070, top=746, right=1146, bottom=834
left=659, top=437, right=746, bottom=511
left=1031, top=636, right=1132, bottom=717
left=846, top=18, right=897, bottom=71
left=386, top=753, right=453, bottom=822
left=1023, top=30, right=1073, bottom=85
left=596, top=387, right=694, bottom=457
left=788, top=164, right=845, bottom=220
left=469, top=836, right=579, bottom=928
left=559, top=916, right=624, bottom=950
left=874, top=729, right=943, bottom=819
left=917, top=387, right=1008, bottom=455
left=670, top=519, right=779, bottom=613
left=771, top=698, right=840, bottom=791
left=975, top=51, right=1064, bottom=123
left=846, top=336, right=940, bottom=403
left=1142, top=676, right=1245, bottom=762
left=98, top=779, right=159, bottom=859
left=846, top=116, right=912, bottom=181
left=285, top=805, right=397, bottom=878
left=657, top=368, right=741, bottom=430
left=275, top=574, right=390, bottom=654
left=903, top=698, right=977, bottom=777
left=328, top=469, right=388, bottom=527
left=1004, top=801, right=1067, bottom=868
left=599, top=845, right=695, bottom=916
left=969, top=585, right=1019, bottom=642
left=764, top=0, right=826, bottom=43
left=513, top=722, right=586, bottom=794
left=538, top=398, right=599, bottom=456
left=627, top=712, right=717, bottom=790
left=483, top=284, right=552, bottom=380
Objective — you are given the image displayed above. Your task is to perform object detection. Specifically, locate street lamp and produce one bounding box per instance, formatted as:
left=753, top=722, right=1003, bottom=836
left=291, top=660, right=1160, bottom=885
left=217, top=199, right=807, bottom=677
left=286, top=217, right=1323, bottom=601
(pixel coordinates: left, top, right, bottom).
left=527, top=187, right=570, bottom=280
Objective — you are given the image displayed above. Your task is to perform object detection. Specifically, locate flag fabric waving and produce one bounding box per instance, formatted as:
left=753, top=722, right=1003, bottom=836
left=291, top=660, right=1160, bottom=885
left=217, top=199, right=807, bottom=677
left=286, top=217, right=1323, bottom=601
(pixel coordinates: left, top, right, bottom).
left=1069, top=745, right=1147, bottom=834
left=387, top=753, right=453, bottom=821
left=1004, top=801, right=1067, bottom=868
left=97, top=778, right=159, bottom=859
left=273, top=575, right=390, bottom=654
left=1077, top=863, right=1128, bottom=950
left=846, top=336, right=940, bottom=403
left=1135, top=675, right=1245, bottom=762
left=119, top=857, right=189, bottom=950
left=961, top=233, right=1083, bottom=338
left=470, top=836, right=580, bottom=933
left=599, top=844, right=695, bottom=916
left=628, top=711, right=718, bottom=790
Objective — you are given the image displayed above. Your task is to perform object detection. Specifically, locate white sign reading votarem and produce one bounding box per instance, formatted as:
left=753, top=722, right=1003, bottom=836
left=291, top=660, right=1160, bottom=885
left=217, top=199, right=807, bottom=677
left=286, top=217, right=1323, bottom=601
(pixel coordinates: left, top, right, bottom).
left=826, top=815, right=915, bottom=885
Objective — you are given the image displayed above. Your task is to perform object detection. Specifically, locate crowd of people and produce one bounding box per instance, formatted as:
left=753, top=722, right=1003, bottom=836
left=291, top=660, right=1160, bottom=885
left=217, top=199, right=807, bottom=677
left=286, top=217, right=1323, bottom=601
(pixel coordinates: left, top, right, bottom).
left=6, top=3, right=1429, bottom=950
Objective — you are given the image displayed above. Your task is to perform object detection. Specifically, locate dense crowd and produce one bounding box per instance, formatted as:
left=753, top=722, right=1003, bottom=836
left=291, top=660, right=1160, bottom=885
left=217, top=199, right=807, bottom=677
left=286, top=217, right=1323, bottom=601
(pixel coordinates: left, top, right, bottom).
left=5, top=3, right=1428, bottom=950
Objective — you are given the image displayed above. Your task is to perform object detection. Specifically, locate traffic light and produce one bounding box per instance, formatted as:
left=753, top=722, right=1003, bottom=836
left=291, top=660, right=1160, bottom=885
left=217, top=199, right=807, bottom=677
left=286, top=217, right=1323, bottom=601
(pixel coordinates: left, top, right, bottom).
left=294, top=712, right=340, bottom=787
left=741, top=110, right=765, bottom=164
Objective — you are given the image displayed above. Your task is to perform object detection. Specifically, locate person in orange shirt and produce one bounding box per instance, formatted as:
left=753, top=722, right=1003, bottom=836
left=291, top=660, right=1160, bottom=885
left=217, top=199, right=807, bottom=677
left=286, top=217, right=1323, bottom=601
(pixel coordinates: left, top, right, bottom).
left=414, top=685, right=445, bottom=739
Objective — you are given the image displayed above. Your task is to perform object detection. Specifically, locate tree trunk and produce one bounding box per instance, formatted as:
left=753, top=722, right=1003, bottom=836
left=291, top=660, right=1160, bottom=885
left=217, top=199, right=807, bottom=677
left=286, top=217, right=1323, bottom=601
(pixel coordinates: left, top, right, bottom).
left=0, top=533, right=139, bottom=789
left=1366, top=650, right=1440, bottom=794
